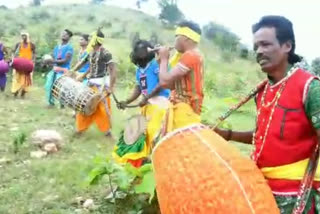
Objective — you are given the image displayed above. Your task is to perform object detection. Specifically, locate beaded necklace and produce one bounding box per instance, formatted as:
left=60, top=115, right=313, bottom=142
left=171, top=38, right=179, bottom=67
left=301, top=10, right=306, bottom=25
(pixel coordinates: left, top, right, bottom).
left=252, top=64, right=300, bottom=162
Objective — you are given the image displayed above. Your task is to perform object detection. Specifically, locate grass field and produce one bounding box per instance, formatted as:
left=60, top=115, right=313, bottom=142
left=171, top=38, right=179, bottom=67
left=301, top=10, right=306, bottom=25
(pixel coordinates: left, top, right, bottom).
left=0, top=74, right=255, bottom=213
left=0, top=4, right=261, bottom=213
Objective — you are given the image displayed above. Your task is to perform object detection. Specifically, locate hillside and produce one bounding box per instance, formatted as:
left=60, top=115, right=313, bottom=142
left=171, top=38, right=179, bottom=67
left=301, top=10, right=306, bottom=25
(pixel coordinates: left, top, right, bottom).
left=0, top=4, right=261, bottom=213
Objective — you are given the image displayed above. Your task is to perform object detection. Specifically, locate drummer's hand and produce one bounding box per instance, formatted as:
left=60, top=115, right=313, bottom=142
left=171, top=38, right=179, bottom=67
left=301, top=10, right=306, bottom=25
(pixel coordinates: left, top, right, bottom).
left=158, top=46, right=171, bottom=60
left=138, top=96, right=148, bottom=107
left=76, top=74, right=84, bottom=82
left=117, top=101, right=127, bottom=110
left=105, top=87, right=112, bottom=96
left=213, top=127, right=231, bottom=141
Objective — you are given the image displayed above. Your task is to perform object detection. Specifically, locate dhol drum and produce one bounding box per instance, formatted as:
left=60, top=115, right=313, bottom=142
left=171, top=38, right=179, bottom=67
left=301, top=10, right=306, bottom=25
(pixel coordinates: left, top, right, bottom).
left=51, top=76, right=101, bottom=116
left=152, top=124, right=280, bottom=214
left=12, top=57, right=34, bottom=74
left=123, top=115, right=147, bottom=145
left=0, top=60, right=9, bottom=74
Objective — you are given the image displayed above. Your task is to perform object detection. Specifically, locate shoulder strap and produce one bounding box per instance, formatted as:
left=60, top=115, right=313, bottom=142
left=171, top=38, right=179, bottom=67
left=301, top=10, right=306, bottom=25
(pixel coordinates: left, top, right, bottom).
left=291, top=144, right=319, bottom=214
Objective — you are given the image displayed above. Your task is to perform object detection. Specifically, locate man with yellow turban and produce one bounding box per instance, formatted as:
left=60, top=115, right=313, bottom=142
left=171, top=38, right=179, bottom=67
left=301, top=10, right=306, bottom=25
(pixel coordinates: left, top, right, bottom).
left=72, top=29, right=117, bottom=138
left=157, top=20, right=204, bottom=133
left=12, top=32, right=36, bottom=98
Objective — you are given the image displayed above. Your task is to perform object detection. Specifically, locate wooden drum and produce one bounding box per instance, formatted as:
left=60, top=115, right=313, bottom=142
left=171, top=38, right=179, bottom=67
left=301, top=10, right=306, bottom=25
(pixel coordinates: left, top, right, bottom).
left=152, top=124, right=280, bottom=214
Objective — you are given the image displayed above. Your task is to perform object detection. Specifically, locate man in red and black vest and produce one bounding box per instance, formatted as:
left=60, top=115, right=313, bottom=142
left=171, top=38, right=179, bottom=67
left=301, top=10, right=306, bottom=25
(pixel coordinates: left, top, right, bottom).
left=215, top=16, right=320, bottom=213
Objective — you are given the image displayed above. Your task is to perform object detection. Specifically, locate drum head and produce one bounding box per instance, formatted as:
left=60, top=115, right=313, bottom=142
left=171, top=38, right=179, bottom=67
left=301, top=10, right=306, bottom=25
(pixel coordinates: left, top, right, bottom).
left=124, top=115, right=147, bottom=145
left=83, top=94, right=101, bottom=116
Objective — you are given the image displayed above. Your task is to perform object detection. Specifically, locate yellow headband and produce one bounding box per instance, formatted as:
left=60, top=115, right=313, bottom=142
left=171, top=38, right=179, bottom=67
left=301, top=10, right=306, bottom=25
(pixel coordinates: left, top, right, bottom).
left=175, top=27, right=201, bottom=43
left=86, top=31, right=105, bottom=53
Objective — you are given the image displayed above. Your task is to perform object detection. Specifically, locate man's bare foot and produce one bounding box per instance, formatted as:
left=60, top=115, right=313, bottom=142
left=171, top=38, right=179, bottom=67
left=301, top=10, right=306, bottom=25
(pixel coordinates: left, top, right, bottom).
left=73, top=131, right=83, bottom=138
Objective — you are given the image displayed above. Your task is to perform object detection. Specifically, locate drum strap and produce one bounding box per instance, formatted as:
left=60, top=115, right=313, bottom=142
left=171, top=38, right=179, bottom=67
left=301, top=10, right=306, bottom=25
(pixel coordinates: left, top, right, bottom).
left=291, top=144, right=320, bottom=214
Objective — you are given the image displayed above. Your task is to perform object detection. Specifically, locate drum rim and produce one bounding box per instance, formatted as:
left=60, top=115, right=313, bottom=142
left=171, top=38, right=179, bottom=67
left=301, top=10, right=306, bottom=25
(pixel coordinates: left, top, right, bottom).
left=123, top=115, right=147, bottom=145
left=152, top=123, right=205, bottom=155
left=82, top=93, right=101, bottom=116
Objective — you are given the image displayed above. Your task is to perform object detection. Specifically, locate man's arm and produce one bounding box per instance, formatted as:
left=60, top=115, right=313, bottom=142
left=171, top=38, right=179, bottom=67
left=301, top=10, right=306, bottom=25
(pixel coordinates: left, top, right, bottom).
left=158, top=47, right=190, bottom=89
left=159, top=58, right=187, bottom=89
left=54, top=53, right=72, bottom=65
left=31, top=43, right=36, bottom=63
left=145, top=84, right=162, bottom=100
left=107, top=62, right=116, bottom=92
left=214, top=128, right=254, bottom=144
left=126, top=85, right=141, bottom=104
left=12, top=43, right=19, bottom=58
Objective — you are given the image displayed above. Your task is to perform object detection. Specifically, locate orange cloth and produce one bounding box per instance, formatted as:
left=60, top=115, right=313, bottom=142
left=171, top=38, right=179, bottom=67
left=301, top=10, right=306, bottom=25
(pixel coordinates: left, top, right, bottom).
left=11, top=69, right=32, bottom=93
left=76, top=86, right=111, bottom=133
left=171, top=50, right=204, bottom=114
left=19, top=42, right=33, bottom=60
left=11, top=42, right=33, bottom=93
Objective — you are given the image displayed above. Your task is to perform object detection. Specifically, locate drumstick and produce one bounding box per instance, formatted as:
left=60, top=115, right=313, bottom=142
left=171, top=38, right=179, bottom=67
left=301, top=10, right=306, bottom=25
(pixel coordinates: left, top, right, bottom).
left=111, top=92, right=140, bottom=108
left=212, top=79, right=268, bottom=129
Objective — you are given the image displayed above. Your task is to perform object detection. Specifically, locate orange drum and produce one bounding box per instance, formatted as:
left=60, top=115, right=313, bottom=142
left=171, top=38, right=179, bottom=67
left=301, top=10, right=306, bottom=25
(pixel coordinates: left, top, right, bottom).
left=152, top=124, right=279, bottom=214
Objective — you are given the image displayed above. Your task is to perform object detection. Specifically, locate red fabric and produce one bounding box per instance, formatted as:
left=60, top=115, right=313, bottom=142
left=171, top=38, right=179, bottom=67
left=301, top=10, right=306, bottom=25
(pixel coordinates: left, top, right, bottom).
left=254, top=69, right=318, bottom=193
left=308, top=199, right=316, bottom=214
left=12, top=57, right=34, bottom=74
left=268, top=179, right=320, bottom=194
left=127, top=159, right=144, bottom=168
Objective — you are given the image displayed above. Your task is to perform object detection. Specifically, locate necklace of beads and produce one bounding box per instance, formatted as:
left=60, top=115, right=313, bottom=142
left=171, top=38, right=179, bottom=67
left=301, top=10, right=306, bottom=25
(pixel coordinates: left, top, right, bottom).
left=252, top=64, right=300, bottom=162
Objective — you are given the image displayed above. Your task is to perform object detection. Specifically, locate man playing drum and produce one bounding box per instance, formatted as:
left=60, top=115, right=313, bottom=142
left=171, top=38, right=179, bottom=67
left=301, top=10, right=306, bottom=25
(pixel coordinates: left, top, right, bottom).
left=215, top=16, right=320, bottom=213
left=157, top=20, right=204, bottom=133
left=72, top=29, right=117, bottom=138
left=12, top=32, right=36, bottom=98
left=45, top=29, right=74, bottom=107
left=113, top=40, right=170, bottom=167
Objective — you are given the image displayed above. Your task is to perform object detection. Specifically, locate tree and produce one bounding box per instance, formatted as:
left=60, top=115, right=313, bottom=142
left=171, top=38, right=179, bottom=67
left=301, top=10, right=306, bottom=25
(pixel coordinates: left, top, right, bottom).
left=311, top=57, right=320, bottom=76
left=0, top=5, right=8, bottom=10
left=136, top=0, right=148, bottom=9
left=239, top=45, right=249, bottom=59
left=91, top=0, right=106, bottom=4
left=158, top=0, right=184, bottom=26
left=203, top=22, right=240, bottom=52
left=31, top=0, right=44, bottom=6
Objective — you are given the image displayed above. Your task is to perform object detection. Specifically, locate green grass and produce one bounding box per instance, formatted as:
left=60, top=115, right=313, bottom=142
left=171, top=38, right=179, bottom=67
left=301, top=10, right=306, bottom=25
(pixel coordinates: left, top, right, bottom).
left=0, top=75, right=140, bottom=213
left=0, top=4, right=261, bottom=213
left=0, top=74, right=255, bottom=213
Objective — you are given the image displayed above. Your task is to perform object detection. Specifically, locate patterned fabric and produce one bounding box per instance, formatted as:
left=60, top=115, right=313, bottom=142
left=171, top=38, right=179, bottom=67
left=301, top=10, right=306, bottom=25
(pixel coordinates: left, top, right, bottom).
left=78, top=50, right=90, bottom=74
left=305, top=79, right=320, bottom=129
left=0, top=43, right=4, bottom=60
left=11, top=70, right=32, bottom=93
left=268, top=65, right=320, bottom=130
left=135, top=58, right=170, bottom=98
left=171, top=49, right=204, bottom=114
left=163, top=102, right=201, bottom=135
left=275, top=189, right=320, bottom=214
left=113, top=101, right=168, bottom=166
left=45, top=70, right=64, bottom=105
left=0, top=73, right=6, bottom=89
left=84, top=47, right=113, bottom=79
left=53, top=43, right=73, bottom=69
left=76, top=85, right=111, bottom=133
